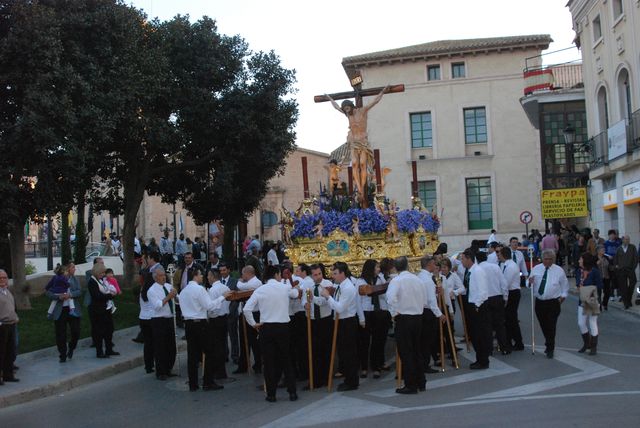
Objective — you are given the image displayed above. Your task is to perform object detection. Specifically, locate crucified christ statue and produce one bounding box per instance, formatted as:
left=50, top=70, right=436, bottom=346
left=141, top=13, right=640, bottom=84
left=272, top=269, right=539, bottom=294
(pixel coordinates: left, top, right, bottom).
left=325, top=85, right=390, bottom=198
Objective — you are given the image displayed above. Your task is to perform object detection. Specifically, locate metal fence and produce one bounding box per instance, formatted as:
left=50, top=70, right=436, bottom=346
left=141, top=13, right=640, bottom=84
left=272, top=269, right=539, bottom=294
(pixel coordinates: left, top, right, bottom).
left=25, top=241, right=105, bottom=259
left=588, top=130, right=608, bottom=167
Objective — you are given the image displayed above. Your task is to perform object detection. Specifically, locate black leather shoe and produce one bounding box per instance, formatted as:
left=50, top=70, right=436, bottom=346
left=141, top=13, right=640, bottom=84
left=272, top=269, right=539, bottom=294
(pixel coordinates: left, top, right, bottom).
left=545, top=351, right=554, bottom=359
left=265, top=395, right=276, bottom=403
left=4, top=378, right=19, bottom=382
left=418, top=384, right=426, bottom=392
left=106, top=351, right=120, bottom=356
left=145, top=368, right=154, bottom=374
left=469, top=362, right=489, bottom=370
left=67, top=348, right=74, bottom=359
left=395, top=386, right=418, bottom=394
left=203, top=383, right=223, bottom=391
left=336, top=383, right=358, bottom=392
left=96, top=354, right=109, bottom=359
left=424, top=366, right=439, bottom=374
left=59, top=356, right=66, bottom=363
left=289, top=392, right=298, bottom=401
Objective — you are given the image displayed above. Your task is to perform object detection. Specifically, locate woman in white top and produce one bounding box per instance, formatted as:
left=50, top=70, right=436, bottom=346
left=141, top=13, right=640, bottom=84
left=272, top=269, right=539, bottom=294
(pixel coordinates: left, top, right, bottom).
left=356, top=259, right=391, bottom=379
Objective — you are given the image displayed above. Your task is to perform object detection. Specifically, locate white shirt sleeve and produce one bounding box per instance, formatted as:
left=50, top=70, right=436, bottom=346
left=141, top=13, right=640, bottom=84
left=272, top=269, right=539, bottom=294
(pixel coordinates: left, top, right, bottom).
left=243, top=291, right=259, bottom=326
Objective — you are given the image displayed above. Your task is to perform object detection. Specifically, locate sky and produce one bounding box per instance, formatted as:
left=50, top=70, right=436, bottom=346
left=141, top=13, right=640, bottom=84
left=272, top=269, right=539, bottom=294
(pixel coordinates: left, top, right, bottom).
left=130, top=0, right=579, bottom=155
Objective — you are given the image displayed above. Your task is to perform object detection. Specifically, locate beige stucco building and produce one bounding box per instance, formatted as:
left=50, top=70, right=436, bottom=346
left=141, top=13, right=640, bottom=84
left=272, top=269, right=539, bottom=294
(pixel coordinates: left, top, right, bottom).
left=339, top=35, right=551, bottom=249
left=246, top=147, right=330, bottom=242
left=568, top=0, right=640, bottom=239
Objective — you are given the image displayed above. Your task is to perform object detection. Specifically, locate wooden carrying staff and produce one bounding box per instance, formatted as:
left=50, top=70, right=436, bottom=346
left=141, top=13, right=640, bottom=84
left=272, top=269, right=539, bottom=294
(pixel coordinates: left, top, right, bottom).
left=327, top=314, right=340, bottom=392
left=457, top=295, right=471, bottom=352
left=242, top=314, right=252, bottom=374
left=440, top=292, right=459, bottom=369
left=305, top=289, right=314, bottom=391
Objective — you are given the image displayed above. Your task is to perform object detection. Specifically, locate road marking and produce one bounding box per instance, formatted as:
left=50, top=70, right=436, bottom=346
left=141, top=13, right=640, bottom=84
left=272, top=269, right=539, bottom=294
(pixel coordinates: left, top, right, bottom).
left=368, top=352, right=518, bottom=398
left=260, top=390, right=640, bottom=427
left=469, top=349, right=618, bottom=400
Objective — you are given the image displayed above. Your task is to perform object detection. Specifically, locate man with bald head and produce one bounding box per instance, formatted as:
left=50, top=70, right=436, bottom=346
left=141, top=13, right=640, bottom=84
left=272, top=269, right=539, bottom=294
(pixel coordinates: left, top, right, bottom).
left=613, top=235, right=638, bottom=309
left=234, top=265, right=262, bottom=374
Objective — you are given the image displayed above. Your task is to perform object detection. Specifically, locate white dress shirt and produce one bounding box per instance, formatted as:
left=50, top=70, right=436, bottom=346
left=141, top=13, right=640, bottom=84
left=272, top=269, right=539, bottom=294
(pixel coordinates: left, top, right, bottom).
left=207, top=281, right=230, bottom=318
left=511, top=249, right=529, bottom=277
left=466, top=264, right=489, bottom=308
left=530, top=263, right=569, bottom=300
left=355, top=276, right=389, bottom=311
left=179, top=281, right=225, bottom=320
left=487, top=252, right=499, bottom=265
left=286, top=276, right=304, bottom=315
left=326, top=278, right=358, bottom=319
left=237, top=276, right=262, bottom=291
left=267, top=249, right=279, bottom=266
left=244, top=279, right=299, bottom=326
left=301, top=278, right=334, bottom=320
left=386, top=271, right=426, bottom=317
left=147, top=282, right=175, bottom=318
left=480, top=262, right=509, bottom=301
left=416, top=269, right=443, bottom=317
left=501, top=259, right=521, bottom=291
left=139, top=295, right=155, bottom=320
left=452, top=256, right=465, bottom=282
left=443, top=272, right=465, bottom=312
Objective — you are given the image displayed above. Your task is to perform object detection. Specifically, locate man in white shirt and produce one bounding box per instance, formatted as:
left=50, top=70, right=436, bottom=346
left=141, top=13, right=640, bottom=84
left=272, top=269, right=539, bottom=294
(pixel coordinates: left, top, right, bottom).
left=529, top=249, right=569, bottom=358
left=267, top=244, right=280, bottom=266
left=498, top=247, right=525, bottom=351
left=235, top=265, right=263, bottom=374
left=416, top=256, right=445, bottom=374
left=147, top=267, right=178, bottom=380
left=219, top=263, right=239, bottom=365
left=159, top=231, right=174, bottom=267
left=290, top=264, right=312, bottom=382
left=477, top=252, right=510, bottom=355
left=460, top=249, right=492, bottom=369
left=487, top=242, right=500, bottom=264
left=178, top=267, right=229, bottom=391
left=205, top=269, right=231, bottom=381
left=320, top=262, right=359, bottom=391
left=488, top=229, right=497, bottom=244
left=175, top=233, right=187, bottom=265
left=244, top=265, right=300, bottom=402
left=509, top=237, right=529, bottom=280
left=302, top=264, right=334, bottom=388
left=386, top=256, right=426, bottom=394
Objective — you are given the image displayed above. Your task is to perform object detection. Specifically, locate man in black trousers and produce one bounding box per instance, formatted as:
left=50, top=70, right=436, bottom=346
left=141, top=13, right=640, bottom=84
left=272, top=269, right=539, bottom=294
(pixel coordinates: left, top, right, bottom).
left=385, top=257, right=426, bottom=394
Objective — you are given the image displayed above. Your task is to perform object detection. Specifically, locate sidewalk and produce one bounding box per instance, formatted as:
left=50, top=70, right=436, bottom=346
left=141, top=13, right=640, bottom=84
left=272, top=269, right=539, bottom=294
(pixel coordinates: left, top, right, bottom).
left=567, top=276, right=640, bottom=317
left=0, top=326, right=186, bottom=409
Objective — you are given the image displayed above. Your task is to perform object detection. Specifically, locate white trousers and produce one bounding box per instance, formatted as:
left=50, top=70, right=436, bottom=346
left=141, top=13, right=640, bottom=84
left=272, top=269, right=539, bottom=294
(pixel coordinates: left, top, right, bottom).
left=577, top=305, right=598, bottom=336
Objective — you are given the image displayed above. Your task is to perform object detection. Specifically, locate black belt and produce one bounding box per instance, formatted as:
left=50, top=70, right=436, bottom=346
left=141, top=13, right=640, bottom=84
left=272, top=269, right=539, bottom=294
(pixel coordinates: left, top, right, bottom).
left=185, top=319, right=208, bottom=323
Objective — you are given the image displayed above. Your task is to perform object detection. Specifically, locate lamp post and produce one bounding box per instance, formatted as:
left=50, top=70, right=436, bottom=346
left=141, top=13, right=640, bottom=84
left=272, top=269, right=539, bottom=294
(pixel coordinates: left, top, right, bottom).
left=563, top=124, right=576, bottom=172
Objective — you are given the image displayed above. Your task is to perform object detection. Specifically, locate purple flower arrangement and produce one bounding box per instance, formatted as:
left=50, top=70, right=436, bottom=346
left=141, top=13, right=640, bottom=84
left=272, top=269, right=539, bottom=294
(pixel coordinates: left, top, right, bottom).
left=290, top=206, right=439, bottom=240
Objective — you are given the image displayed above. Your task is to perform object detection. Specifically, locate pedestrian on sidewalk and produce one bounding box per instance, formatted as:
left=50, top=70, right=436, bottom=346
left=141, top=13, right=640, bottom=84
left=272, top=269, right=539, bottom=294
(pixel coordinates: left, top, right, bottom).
left=88, top=263, right=118, bottom=358
left=576, top=253, right=602, bottom=355
left=0, top=269, right=19, bottom=385
left=46, top=263, right=82, bottom=363
left=613, top=235, right=638, bottom=310
left=596, top=246, right=611, bottom=310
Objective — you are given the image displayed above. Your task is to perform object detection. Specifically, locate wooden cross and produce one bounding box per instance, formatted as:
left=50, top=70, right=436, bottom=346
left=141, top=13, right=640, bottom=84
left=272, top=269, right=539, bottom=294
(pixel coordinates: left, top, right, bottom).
left=314, top=84, right=405, bottom=107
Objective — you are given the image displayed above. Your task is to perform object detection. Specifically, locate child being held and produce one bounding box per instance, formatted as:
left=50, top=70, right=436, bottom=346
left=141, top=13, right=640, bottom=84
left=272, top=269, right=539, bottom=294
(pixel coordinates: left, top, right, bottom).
left=102, top=268, right=120, bottom=313
left=46, top=265, right=79, bottom=319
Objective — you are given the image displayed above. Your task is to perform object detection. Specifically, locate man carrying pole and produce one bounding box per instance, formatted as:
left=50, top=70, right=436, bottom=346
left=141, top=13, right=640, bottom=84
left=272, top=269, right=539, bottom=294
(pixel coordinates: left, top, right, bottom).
left=320, top=262, right=359, bottom=391
left=386, top=256, right=426, bottom=394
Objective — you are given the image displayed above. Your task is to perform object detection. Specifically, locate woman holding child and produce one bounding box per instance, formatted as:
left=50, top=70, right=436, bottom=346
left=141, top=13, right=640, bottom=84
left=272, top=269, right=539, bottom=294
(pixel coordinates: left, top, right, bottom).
left=88, top=263, right=119, bottom=358
left=45, top=263, right=82, bottom=363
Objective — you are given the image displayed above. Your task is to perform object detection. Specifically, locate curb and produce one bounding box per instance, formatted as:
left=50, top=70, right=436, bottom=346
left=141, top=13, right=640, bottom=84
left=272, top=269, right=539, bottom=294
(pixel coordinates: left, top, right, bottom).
left=1, top=327, right=187, bottom=409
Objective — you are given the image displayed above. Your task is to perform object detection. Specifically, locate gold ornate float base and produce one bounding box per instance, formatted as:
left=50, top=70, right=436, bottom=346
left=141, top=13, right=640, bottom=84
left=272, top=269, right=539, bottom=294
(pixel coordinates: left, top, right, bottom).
left=285, top=228, right=439, bottom=276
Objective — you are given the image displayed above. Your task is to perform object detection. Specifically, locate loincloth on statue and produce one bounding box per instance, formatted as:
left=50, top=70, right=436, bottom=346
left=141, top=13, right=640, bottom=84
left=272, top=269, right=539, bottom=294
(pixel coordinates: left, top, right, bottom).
left=349, top=140, right=374, bottom=166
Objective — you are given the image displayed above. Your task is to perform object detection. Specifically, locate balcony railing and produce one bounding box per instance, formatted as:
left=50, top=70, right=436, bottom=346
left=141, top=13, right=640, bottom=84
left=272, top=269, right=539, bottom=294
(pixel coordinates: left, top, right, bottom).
left=523, top=63, right=583, bottom=95
left=588, top=109, right=640, bottom=169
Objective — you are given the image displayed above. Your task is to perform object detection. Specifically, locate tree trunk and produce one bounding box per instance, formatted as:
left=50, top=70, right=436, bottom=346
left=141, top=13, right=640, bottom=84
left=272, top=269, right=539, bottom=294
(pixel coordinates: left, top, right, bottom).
left=61, top=210, right=72, bottom=265
left=74, top=196, right=87, bottom=264
left=223, top=218, right=236, bottom=270
left=122, top=177, right=147, bottom=289
left=8, top=221, right=31, bottom=310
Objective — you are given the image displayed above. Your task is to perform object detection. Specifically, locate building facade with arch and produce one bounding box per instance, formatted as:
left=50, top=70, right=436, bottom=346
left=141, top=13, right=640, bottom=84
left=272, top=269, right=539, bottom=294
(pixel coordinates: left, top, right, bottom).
left=568, top=0, right=640, bottom=239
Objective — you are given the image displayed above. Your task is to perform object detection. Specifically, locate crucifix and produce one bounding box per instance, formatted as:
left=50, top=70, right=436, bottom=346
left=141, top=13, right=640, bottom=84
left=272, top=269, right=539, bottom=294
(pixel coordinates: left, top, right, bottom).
left=315, top=73, right=404, bottom=206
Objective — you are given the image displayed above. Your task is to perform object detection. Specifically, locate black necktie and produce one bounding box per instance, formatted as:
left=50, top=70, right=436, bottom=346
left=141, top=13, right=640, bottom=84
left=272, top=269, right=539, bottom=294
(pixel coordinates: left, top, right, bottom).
left=313, top=284, right=321, bottom=319
left=539, top=267, right=549, bottom=296
left=161, top=285, right=174, bottom=314
left=371, top=282, right=380, bottom=311
left=221, top=278, right=226, bottom=285
left=463, top=269, right=470, bottom=290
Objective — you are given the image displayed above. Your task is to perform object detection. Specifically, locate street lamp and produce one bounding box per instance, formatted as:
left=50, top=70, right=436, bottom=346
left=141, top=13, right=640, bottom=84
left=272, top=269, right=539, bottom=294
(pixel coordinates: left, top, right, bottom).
left=563, top=124, right=576, bottom=145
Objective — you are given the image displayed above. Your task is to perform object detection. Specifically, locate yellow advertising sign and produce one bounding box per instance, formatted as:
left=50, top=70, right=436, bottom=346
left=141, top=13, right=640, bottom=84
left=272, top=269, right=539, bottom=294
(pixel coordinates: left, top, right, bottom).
left=541, top=187, right=589, bottom=219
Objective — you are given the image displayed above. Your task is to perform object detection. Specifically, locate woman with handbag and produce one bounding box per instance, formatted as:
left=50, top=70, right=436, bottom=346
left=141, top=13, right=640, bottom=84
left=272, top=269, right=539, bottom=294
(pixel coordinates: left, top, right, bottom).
left=577, top=252, right=603, bottom=355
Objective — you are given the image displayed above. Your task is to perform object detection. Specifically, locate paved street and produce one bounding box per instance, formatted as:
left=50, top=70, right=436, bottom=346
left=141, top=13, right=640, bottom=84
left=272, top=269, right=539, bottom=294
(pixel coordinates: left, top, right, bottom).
left=2, top=291, right=640, bottom=428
